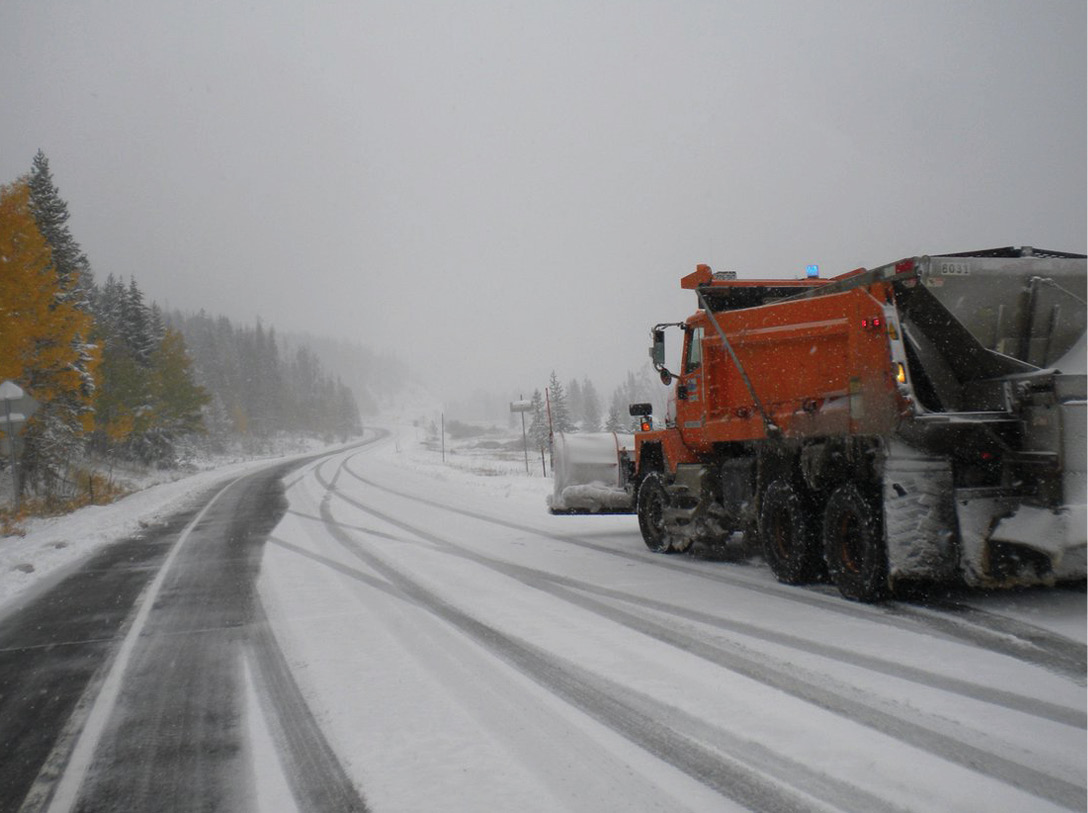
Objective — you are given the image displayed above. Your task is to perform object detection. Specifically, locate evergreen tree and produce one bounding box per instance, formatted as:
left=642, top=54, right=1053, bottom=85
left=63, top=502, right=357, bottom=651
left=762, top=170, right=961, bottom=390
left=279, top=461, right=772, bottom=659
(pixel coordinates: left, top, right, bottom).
left=547, top=371, right=575, bottom=434
left=93, top=275, right=127, bottom=341
left=27, top=150, right=93, bottom=304
left=580, top=377, right=601, bottom=432
left=566, top=378, right=583, bottom=429
left=123, top=277, right=154, bottom=365
left=89, top=278, right=208, bottom=464
left=608, top=388, right=626, bottom=430
left=527, top=389, right=549, bottom=451
left=148, top=302, right=166, bottom=347
left=334, top=378, right=362, bottom=441
left=91, top=277, right=152, bottom=458
left=604, top=402, right=623, bottom=433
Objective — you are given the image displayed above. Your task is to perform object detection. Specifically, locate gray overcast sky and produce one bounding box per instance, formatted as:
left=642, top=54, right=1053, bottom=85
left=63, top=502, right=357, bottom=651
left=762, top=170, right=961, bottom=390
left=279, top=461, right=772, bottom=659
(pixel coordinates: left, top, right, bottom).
left=2, top=1, right=1085, bottom=405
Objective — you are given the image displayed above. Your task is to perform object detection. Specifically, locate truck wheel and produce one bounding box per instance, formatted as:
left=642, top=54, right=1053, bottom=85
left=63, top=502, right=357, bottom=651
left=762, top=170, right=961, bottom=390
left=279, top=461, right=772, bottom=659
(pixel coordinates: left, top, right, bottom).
left=822, top=484, right=888, bottom=602
left=759, top=479, right=820, bottom=584
left=637, top=472, right=673, bottom=553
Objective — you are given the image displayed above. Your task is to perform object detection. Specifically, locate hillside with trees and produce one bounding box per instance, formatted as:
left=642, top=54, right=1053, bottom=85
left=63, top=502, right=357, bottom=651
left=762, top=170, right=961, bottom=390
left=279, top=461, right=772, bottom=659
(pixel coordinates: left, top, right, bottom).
left=167, top=311, right=362, bottom=449
left=0, top=152, right=366, bottom=519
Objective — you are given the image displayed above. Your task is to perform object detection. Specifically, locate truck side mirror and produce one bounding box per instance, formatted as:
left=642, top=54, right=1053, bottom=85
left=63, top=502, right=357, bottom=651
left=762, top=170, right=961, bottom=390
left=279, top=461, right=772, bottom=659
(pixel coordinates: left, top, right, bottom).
left=650, top=330, right=666, bottom=367
left=628, top=403, right=652, bottom=417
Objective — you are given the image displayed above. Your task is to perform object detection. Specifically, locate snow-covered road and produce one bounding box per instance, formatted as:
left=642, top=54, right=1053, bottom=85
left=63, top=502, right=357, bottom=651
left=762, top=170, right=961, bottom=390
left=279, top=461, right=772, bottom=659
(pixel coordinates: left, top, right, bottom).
left=258, top=430, right=1087, bottom=812
left=0, top=428, right=1082, bottom=812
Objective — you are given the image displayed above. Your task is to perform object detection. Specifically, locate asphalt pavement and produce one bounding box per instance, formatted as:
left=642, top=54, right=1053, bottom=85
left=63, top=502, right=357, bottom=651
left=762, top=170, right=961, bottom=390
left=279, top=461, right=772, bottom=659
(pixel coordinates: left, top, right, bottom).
left=0, top=457, right=365, bottom=813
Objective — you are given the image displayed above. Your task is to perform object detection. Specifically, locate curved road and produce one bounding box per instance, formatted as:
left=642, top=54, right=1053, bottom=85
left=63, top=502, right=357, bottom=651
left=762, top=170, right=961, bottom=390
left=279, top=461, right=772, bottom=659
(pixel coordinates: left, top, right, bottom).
left=1, top=431, right=1084, bottom=812
left=0, top=452, right=368, bottom=813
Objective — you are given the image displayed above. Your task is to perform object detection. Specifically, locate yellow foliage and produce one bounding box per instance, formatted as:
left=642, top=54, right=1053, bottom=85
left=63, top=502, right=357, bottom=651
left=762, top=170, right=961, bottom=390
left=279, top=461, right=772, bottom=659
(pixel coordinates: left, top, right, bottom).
left=0, top=179, right=98, bottom=416
left=231, top=404, right=249, bottom=434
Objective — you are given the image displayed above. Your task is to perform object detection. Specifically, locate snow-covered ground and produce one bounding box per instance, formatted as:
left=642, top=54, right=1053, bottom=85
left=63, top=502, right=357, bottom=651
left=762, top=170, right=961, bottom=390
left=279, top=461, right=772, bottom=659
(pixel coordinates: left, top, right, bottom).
left=260, top=427, right=1085, bottom=812
left=2, top=425, right=1084, bottom=811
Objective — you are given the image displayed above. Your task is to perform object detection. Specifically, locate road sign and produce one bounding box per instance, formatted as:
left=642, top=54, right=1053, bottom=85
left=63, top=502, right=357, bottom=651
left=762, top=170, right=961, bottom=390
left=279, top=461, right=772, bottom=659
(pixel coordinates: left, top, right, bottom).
left=0, top=381, right=39, bottom=428
left=1, top=380, right=38, bottom=513
left=509, top=399, right=533, bottom=473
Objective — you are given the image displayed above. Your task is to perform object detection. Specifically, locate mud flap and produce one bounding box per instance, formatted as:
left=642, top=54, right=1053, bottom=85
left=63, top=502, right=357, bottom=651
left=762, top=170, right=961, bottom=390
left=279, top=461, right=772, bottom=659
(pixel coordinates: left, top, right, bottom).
left=883, top=456, right=959, bottom=584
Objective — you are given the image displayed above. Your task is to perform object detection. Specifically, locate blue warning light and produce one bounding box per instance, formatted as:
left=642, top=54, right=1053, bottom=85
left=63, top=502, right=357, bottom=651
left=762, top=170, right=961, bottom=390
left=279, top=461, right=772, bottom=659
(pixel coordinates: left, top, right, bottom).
left=805, top=264, right=820, bottom=278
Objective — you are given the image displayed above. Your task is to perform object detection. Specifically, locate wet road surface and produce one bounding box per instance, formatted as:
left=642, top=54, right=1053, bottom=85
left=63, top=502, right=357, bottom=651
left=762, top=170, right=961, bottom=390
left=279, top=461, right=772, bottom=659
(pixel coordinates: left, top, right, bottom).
left=0, top=456, right=366, bottom=813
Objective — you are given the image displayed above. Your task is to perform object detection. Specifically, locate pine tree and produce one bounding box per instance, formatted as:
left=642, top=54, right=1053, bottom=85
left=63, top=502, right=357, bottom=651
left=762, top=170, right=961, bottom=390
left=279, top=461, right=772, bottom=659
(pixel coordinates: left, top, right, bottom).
left=580, top=377, right=601, bottom=432
left=527, top=389, right=549, bottom=451
left=566, top=378, right=583, bottom=429
left=91, top=277, right=151, bottom=458
left=123, top=277, right=154, bottom=365
left=89, top=278, right=210, bottom=464
left=148, top=302, right=166, bottom=348
left=334, top=378, right=361, bottom=441
left=28, top=150, right=93, bottom=304
left=604, top=403, right=623, bottom=433
left=547, top=371, right=575, bottom=434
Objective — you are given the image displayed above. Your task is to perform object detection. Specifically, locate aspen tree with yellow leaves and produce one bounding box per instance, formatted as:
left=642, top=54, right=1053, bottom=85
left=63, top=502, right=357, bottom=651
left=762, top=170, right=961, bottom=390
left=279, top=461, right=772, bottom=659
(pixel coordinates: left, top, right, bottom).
left=0, top=178, right=99, bottom=496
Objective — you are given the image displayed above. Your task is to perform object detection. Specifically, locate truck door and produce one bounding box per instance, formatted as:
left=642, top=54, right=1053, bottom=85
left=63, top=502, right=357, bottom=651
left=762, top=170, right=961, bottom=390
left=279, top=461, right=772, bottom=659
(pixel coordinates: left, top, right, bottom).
left=677, top=326, right=707, bottom=441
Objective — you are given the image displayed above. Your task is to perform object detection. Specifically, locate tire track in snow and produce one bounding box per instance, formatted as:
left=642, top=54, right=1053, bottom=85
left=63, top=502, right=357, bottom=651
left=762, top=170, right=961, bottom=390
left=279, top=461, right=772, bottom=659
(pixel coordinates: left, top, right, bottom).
left=310, top=492, right=895, bottom=813
left=315, top=453, right=1086, bottom=810
left=322, top=469, right=1081, bottom=727
left=340, top=456, right=1086, bottom=681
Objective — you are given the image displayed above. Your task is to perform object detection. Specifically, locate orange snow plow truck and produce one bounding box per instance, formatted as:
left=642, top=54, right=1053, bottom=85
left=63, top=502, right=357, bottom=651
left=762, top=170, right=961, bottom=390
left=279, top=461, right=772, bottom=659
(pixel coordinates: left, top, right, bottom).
left=549, top=247, right=1087, bottom=601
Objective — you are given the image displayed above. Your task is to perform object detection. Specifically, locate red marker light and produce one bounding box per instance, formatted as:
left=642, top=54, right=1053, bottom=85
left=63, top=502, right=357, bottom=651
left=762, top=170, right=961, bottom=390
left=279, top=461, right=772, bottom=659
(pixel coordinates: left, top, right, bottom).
left=640, top=420, right=652, bottom=432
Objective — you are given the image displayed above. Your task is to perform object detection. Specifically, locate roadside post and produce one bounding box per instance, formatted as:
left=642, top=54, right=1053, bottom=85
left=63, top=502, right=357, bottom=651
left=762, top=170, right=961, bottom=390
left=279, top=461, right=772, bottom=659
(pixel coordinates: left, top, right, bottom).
left=0, top=380, right=39, bottom=514
left=509, top=397, right=532, bottom=474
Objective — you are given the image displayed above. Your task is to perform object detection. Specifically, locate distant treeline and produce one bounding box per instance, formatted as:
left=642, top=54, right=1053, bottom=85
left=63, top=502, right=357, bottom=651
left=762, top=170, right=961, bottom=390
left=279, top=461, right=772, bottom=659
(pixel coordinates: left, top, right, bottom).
left=1, top=151, right=365, bottom=508
left=167, top=310, right=362, bottom=447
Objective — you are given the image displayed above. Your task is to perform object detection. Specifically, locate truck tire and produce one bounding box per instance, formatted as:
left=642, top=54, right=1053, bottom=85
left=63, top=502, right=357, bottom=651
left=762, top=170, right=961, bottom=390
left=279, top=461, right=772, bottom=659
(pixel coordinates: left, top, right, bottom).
left=759, top=479, right=820, bottom=584
left=637, top=472, right=673, bottom=553
left=823, top=483, right=889, bottom=602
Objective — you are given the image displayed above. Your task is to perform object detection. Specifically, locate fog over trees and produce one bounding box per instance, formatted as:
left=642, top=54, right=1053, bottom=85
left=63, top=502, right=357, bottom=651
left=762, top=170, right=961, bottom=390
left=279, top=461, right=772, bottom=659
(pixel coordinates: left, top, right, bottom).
left=1, top=153, right=374, bottom=512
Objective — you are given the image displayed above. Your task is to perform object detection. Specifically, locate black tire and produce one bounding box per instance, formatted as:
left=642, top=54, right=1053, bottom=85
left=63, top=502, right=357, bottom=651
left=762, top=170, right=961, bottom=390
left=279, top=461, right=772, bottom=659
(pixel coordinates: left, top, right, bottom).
left=823, top=483, right=888, bottom=602
left=637, top=472, right=673, bottom=553
left=759, top=479, right=821, bottom=584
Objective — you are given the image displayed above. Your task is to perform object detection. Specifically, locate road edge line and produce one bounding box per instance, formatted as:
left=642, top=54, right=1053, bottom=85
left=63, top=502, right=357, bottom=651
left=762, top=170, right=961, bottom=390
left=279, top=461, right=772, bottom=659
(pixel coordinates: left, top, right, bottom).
left=42, top=473, right=246, bottom=813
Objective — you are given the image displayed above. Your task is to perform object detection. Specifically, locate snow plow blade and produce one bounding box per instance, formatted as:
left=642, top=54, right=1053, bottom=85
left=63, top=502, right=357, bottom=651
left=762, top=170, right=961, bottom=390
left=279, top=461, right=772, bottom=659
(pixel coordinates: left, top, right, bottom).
left=547, top=432, right=636, bottom=514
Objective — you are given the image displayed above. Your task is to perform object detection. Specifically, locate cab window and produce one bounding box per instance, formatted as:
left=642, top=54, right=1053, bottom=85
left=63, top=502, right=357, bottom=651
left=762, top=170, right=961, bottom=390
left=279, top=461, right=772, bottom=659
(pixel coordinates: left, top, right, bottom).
left=683, top=327, right=704, bottom=374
